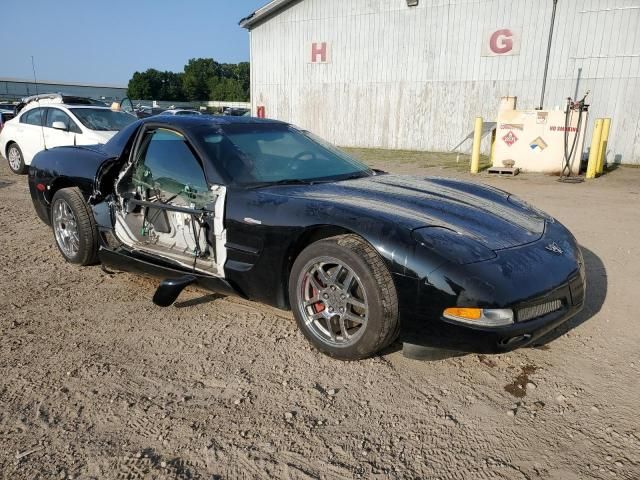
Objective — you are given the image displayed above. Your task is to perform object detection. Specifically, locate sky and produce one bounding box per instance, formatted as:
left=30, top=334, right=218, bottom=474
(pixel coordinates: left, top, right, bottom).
left=0, top=0, right=268, bottom=86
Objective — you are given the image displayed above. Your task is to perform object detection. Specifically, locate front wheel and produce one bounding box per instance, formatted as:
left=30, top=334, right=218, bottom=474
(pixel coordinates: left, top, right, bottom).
left=289, top=234, right=399, bottom=360
left=6, top=143, right=27, bottom=174
left=51, top=188, right=99, bottom=265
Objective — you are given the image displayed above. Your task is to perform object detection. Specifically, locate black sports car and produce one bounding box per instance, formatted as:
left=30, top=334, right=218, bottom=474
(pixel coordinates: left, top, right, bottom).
left=27, top=116, right=586, bottom=359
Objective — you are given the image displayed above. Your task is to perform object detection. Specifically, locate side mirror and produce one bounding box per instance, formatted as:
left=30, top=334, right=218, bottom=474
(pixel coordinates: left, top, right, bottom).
left=119, top=97, right=135, bottom=116
left=51, top=121, right=68, bottom=131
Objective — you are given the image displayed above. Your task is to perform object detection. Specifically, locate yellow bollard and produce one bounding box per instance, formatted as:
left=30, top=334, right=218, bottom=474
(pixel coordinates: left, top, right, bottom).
left=586, top=119, right=603, bottom=179
left=470, top=117, right=483, bottom=174
left=596, top=118, right=611, bottom=176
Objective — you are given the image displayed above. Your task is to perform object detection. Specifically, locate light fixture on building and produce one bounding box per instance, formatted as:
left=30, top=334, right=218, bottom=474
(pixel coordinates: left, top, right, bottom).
left=406, top=0, right=419, bottom=6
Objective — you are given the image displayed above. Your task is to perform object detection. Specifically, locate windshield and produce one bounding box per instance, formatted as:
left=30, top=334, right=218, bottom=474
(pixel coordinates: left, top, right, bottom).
left=195, top=124, right=372, bottom=186
left=70, top=108, right=136, bottom=131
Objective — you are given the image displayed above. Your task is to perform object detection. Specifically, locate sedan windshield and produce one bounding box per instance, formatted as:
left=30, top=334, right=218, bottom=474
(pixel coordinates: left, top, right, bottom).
left=70, top=108, right=136, bottom=131
left=195, top=124, right=372, bottom=186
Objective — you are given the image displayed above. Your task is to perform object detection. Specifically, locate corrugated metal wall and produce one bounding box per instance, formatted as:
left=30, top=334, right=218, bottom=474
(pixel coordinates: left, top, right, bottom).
left=249, top=0, right=640, bottom=164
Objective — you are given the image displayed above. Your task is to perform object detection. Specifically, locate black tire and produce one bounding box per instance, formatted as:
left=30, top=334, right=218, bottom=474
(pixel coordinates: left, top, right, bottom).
left=6, top=143, right=27, bottom=175
left=289, top=234, right=399, bottom=360
left=50, top=188, right=99, bottom=266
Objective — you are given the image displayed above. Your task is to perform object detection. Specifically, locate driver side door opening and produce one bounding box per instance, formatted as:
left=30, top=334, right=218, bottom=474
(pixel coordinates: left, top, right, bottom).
left=112, top=126, right=227, bottom=277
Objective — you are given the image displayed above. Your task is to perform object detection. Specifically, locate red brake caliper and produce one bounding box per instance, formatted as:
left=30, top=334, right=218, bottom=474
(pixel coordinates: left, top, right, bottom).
left=309, top=274, right=325, bottom=313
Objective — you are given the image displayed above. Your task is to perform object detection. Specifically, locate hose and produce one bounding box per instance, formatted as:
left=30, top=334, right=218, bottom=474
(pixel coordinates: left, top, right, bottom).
left=559, top=92, right=589, bottom=183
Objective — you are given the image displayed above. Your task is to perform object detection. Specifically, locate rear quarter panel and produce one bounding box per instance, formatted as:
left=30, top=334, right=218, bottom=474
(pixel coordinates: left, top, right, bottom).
left=28, top=146, right=113, bottom=224
left=0, top=121, right=17, bottom=158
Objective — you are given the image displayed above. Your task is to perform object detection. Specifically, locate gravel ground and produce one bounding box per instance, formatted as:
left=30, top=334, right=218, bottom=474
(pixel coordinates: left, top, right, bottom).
left=0, top=154, right=638, bottom=480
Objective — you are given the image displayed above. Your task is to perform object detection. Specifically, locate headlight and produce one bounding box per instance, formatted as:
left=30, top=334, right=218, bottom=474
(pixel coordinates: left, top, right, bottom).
left=443, top=307, right=514, bottom=327
left=411, top=226, right=496, bottom=264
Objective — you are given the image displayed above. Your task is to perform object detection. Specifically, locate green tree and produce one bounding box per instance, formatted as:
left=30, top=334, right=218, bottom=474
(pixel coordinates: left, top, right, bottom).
left=208, top=77, right=245, bottom=102
left=215, top=62, right=250, bottom=100
left=128, top=58, right=250, bottom=102
left=236, top=62, right=250, bottom=99
left=182, top=58, right=219, bottom=101
left=158, top=71, right=185, bottom=101
left=127, top=69, right=162, bottom=99
left=127, top=69, right=185, bottom=100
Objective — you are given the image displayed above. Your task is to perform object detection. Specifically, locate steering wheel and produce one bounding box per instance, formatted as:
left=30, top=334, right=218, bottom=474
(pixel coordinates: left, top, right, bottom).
left=289, top=151, right=317, bottom=171
left=294, top=151, right=316, bottom=161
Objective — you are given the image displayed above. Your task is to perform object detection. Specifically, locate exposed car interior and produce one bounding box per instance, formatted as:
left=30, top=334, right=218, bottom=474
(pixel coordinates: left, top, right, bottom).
left=113, top=127, right=224, bottom=276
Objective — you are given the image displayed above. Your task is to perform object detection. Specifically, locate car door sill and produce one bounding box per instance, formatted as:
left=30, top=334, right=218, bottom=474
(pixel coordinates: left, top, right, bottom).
left=98, top=247, right=237, bottom=297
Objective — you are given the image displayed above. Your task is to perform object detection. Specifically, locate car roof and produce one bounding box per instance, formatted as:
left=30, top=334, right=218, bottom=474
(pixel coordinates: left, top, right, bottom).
left=142, top=114, right=286, bottom=127
left=59, top=105, right=112, bottom=110
left=20, top=103, right=114, bottom=114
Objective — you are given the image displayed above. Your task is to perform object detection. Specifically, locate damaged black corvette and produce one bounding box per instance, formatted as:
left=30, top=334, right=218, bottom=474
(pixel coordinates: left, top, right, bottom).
left=28, top=116, right=586, bottom=359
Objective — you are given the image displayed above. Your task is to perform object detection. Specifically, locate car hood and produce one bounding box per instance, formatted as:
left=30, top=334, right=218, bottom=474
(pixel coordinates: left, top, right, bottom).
left=86, top=130, right=118, bottom=143
left=267, top=174, right=546, bottom=250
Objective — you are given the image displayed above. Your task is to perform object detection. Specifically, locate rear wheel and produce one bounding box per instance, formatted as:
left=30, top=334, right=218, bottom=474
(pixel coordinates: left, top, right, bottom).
left=289, top=234, right=399, bottom=360
left=51, top=188, right=99, bottom=265
left=6, top=143, right=26, bottom=174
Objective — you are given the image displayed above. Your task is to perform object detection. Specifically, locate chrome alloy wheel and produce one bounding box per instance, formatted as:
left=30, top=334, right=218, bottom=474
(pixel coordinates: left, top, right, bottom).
left=298, top=257, right=369, bottom=347
left=7, top=146, right=22, bottom=171
left=53, top=199, right=80, bottom=257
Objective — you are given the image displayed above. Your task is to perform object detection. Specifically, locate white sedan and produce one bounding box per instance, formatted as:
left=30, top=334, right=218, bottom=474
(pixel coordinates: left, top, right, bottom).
left=1, top=102, right=136, bottom=174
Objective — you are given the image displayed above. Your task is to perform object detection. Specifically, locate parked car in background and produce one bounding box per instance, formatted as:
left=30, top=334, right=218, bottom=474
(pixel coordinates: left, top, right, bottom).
left=223, top=107, right=250, bottom=117
left=114, top=99, right=202, bottom=119
left=160, top=108, right=203, bottom=116
left=116, top=99, right=165, bottom=119
left=1, top=93, right=137, bottom=174
left=0, top=103, right=17, bottom=112
left=0, top=109, right=15, bottom=132
left=133, top=105, right=166, bottom=118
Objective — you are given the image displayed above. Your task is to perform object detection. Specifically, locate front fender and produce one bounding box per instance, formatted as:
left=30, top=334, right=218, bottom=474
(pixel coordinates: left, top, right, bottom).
left=223, top=189, right=446, bottom=309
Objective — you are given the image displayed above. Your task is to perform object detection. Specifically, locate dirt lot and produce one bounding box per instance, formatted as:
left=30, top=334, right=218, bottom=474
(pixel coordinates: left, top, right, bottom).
left=0, top=153, right=639, bottom=480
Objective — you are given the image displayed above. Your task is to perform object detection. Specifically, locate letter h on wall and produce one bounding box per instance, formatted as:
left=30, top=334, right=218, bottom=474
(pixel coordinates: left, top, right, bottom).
left=310, top=42, right=329, bottom=63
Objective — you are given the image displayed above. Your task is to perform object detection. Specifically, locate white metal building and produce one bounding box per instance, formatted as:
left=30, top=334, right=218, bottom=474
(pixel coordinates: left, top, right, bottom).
left=241, top=0, right=640, bottom=165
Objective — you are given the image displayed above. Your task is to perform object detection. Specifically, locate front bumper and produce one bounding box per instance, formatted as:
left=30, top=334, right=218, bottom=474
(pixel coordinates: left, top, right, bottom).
left=438, top=287, right=583, bottom=353
left=400, top=282, right=585, bottom=354
left=398, top=220, right=587, bottom=353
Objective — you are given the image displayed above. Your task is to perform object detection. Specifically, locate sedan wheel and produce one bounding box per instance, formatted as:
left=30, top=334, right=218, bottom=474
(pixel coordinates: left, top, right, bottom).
left=6, top=143, right=26, bottom=174
left=290, top=235, right=399, bottom=360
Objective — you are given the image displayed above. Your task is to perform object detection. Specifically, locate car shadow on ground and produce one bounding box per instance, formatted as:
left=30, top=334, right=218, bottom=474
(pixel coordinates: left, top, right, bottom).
left=174, top=293, right=222, bottom=308
left=383, top=245, right=606, bottom=360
